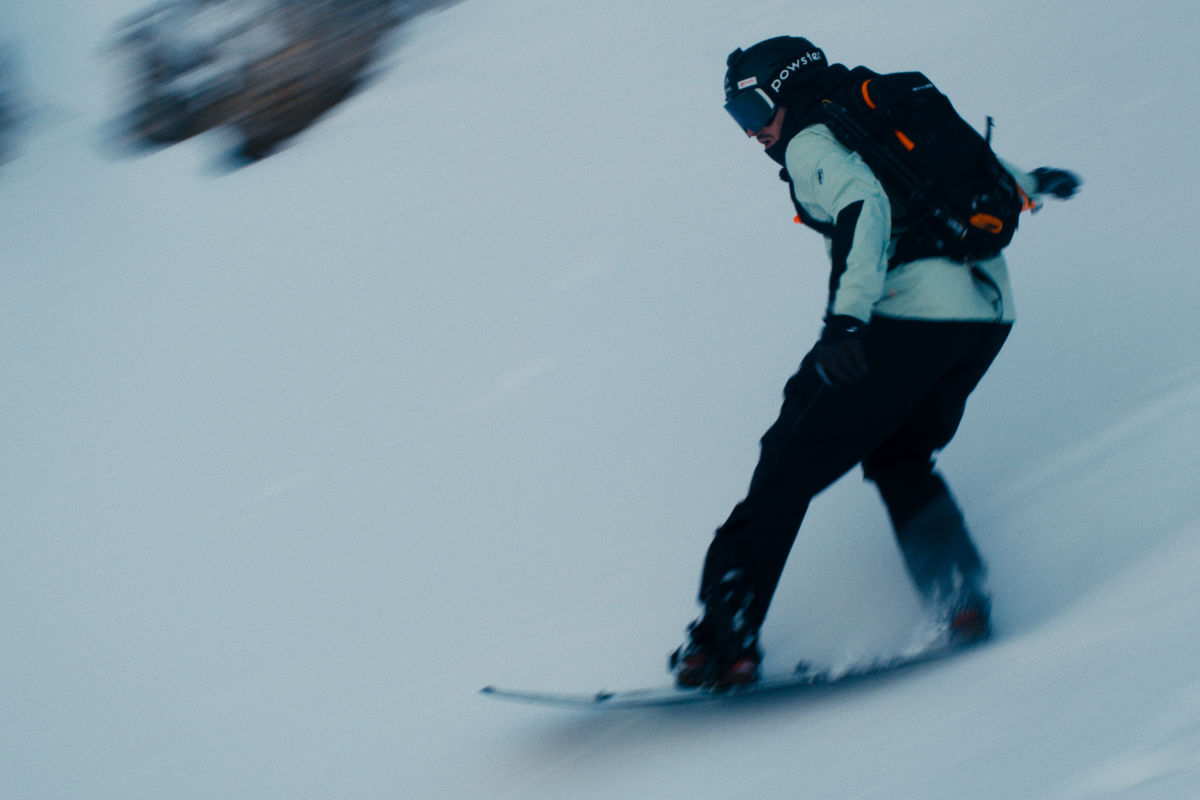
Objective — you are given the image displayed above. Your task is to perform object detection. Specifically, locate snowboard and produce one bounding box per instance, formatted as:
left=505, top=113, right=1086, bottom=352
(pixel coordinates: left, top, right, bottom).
left=481, top=636, right=978, bottom=710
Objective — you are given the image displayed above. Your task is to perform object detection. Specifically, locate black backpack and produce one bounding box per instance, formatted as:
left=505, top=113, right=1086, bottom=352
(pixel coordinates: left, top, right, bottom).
left=802, top=67, right=1028, bottom=265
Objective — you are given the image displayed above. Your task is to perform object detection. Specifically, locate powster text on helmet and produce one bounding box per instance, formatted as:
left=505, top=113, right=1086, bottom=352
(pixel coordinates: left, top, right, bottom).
left=770, top=52, right=824, bottom=92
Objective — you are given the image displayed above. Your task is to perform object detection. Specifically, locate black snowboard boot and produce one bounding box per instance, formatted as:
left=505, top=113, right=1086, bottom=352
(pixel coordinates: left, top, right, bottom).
left=670, top=570, right=762, bottom=688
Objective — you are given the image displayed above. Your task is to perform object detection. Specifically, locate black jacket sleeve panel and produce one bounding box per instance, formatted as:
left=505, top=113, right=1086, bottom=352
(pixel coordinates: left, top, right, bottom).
left=827, top=200, right=865, bottom=317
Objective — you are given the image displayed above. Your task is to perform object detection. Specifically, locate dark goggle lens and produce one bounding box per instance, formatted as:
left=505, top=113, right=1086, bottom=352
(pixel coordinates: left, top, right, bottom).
left=724, top=88, right=776, bottom=131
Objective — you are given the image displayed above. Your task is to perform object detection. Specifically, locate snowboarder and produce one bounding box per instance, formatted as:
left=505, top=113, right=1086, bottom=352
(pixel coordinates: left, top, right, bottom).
left=671, top=36, right=1080, bottom=689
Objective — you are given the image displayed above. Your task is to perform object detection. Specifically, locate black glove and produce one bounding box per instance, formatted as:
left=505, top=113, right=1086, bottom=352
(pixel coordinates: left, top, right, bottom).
left=1032, top=167, right=1081, bottom=199
left=812, top=315, right=869, bottom=387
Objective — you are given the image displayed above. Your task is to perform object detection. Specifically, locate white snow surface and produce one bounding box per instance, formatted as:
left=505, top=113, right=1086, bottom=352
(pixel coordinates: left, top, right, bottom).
left=3, top=1, right=1200, bottom=798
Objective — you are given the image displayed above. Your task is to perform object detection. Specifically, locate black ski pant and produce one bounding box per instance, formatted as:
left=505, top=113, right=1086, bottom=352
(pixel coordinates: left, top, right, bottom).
left=699, top=316, right=1012, bottom=630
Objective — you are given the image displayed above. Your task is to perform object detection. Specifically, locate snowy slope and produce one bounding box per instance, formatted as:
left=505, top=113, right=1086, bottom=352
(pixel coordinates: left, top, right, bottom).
left=3, top=0, right=1200, bottom=798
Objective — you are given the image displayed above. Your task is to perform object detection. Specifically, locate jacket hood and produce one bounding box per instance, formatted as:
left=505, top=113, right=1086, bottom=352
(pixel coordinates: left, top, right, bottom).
left=764, top=63, right=853, bottom=166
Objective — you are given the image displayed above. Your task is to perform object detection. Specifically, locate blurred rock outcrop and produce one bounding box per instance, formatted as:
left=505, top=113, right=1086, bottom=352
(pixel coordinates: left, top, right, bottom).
left=0, top=44, right=19, bottom=166
left=111, top=0, right=452, bottom=162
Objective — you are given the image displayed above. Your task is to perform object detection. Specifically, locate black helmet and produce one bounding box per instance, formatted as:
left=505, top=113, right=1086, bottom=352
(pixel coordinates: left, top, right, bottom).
left=723, top=36, right=827, bottom=131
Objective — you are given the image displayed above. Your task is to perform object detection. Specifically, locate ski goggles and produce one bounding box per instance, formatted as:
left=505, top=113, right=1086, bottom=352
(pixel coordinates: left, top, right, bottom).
left=724, top=88, right=777, bottom=132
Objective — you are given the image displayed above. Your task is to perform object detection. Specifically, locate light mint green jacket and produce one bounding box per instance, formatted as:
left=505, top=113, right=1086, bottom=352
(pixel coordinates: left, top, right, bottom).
left=785, top=124, right=1040, bottom=325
